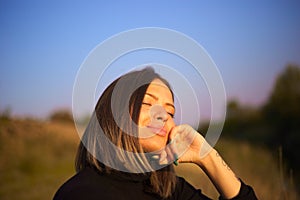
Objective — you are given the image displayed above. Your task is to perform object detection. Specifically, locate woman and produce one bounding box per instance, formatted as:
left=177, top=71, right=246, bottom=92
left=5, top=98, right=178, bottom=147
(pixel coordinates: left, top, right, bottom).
left=53, top=67, right=257, bottom=199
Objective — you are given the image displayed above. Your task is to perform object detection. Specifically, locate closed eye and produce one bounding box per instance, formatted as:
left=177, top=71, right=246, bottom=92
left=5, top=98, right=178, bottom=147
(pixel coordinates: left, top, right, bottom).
left=168, top=112, right=174, bottom=118
left=142, top=102, right=152, bottom=106
left=142, top=102, right=174, bottom=118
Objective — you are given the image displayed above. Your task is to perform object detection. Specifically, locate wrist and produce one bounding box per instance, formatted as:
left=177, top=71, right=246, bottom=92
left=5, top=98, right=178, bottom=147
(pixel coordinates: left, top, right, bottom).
left=195, top=148, right=216, bottom=168
left=195, top=149, right=241, bottom=198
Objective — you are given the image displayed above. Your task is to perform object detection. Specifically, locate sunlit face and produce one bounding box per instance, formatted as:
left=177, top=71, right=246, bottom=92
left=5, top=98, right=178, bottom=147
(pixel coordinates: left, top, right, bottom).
left=138, top=78, right=176, bottom=152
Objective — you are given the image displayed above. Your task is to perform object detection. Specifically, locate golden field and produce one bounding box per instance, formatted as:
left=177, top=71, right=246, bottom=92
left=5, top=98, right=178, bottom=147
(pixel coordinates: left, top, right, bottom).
left=0, top=118, right=297, bottom=200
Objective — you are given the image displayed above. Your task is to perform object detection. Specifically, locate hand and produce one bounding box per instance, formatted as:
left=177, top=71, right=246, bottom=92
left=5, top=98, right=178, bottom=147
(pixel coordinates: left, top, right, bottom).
left=170, top=124, right=213, bottom=164
left=155, top=124, right=242, bottom=199
left=157, top=124, right=213, bottom=165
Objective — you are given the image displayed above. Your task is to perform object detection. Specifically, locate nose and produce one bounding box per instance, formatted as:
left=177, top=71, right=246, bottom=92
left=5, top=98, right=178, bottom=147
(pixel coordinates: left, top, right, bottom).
left=150, top=104, right=168, bottom=124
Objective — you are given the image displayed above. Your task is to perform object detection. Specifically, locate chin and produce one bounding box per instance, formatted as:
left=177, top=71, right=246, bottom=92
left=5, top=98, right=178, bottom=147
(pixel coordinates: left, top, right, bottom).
left=140, top=139, right=167, bottom=153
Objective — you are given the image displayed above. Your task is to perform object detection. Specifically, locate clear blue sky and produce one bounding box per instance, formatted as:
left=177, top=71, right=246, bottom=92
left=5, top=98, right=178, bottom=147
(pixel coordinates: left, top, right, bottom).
left=1, top=0, right=300, bottom=118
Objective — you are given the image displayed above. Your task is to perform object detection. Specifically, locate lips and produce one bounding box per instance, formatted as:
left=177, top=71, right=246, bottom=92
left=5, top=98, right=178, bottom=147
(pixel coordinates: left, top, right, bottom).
left=146, top=125, right=167, bottom=137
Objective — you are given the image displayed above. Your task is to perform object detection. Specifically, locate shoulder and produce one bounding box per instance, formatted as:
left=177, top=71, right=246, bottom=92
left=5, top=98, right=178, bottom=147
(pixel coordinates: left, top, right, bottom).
left=53, top=167, right=107, bottom=200
left=219, top=179, right=258, bottom=200
left=173, top=177, right=257, bottom=200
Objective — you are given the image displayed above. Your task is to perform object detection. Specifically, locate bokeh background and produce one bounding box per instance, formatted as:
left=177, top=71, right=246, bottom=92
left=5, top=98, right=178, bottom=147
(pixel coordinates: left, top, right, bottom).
left=1, top=1, right=300, bottom=199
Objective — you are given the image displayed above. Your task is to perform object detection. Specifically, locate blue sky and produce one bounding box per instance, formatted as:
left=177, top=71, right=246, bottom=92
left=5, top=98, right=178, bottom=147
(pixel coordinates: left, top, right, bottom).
left=1, top=0, right=300, bottom=119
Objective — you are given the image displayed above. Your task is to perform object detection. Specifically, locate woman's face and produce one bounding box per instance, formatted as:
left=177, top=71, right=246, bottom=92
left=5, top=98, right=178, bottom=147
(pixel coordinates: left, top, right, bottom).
left=138, top=78, right=176, bottom=152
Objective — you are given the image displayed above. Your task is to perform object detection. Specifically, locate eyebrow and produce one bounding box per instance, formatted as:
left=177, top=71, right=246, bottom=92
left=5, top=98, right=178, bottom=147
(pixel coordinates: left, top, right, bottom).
left=145, top=93, right=175, bottom=109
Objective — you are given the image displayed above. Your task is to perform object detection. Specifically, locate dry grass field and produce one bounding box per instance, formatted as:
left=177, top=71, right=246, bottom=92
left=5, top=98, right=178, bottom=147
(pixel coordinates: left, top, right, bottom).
left=0, top=118, right=298, bottom=199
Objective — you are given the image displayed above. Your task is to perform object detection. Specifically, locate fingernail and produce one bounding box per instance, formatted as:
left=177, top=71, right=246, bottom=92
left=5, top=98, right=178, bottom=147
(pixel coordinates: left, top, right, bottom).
left=151, top=155, right=160, bottom=160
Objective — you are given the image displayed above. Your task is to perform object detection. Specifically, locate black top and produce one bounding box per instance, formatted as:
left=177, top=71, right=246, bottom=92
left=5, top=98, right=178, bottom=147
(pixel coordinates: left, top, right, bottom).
left=53, top=167, right=257, bottom=200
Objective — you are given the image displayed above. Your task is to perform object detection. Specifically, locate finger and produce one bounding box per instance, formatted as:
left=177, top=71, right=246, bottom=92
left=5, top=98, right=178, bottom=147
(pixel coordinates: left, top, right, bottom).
left=165, top=144, right=175, bottom=162
left=172, top=126, right=197, bottom=156
left=168, top=124, right=188, bottom=142
left=159, top=150, right=168, bottom=165
left=168, top=126, right=178, bottom=142
left=168, top=138, right=179, bottom=158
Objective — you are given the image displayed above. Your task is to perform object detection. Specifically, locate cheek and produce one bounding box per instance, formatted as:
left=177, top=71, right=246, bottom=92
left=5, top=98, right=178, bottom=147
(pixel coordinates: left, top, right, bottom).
left=138, top=110, right=151, bottom=126
left=166, top=118, right=176, bottom=129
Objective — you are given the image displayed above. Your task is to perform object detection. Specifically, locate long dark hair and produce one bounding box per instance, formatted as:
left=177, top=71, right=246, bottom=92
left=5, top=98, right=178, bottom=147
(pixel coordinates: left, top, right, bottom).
left=75, top=67, right=176, bottom=198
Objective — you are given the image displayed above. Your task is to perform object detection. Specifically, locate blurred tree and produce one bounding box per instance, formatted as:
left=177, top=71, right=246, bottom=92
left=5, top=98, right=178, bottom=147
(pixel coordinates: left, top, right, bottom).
left=263, top=64, right=300, bottom=176
left=49, top=109, right=73, bottom=123
left=222, top=100, right=265, bottom=142
left=0, top=107, right=12, bottom=121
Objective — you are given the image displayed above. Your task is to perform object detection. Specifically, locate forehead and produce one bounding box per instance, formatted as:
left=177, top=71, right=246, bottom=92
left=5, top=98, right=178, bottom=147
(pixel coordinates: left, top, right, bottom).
left=145, top=79, right=173, bottom=98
